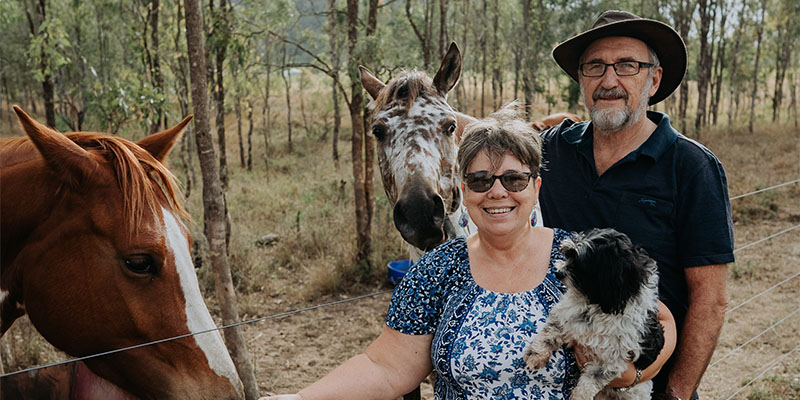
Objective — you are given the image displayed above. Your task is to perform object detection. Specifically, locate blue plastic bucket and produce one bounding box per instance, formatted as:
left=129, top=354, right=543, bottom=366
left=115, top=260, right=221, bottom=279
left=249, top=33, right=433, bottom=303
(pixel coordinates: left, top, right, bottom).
left=387, top=259, right=413, bottom=285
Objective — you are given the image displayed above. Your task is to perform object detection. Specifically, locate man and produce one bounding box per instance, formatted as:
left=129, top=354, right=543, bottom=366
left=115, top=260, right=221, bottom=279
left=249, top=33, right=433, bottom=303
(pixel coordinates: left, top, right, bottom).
left=538, top=10, right=734, bottom=400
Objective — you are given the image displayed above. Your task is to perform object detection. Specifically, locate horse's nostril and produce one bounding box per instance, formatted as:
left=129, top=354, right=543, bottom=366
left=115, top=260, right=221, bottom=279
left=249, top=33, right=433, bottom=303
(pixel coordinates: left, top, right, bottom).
left=393, top=187, right=446, bottom=250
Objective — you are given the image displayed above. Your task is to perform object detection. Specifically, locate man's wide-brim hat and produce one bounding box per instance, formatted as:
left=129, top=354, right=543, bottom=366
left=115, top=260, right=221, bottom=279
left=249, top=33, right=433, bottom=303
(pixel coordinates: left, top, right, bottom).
left=552, top=10, right=687, bottom=105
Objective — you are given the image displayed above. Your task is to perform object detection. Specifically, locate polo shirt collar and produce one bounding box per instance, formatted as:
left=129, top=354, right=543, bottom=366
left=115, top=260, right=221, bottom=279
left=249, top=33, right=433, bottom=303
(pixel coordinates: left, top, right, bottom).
left=560, top=111, right=678, bottom=161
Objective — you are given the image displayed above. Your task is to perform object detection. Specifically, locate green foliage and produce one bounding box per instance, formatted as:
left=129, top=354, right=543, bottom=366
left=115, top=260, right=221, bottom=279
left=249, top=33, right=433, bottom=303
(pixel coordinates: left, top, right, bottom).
left=26, top=15, right=72, bottom=82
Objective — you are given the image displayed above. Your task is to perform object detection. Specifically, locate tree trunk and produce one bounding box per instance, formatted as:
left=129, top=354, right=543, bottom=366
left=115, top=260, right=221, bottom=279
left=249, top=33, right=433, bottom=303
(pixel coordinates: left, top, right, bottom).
left=406, top=0, right=433, bottom=70
left=281, top=44, right=293, bottom=153
left=347, top=0, right=370, bottom=264
left=438, top=0, right=449, bottom=60
left=480, top=0, right=487, bottom=117
left=520, top=0, right=530, bottom=112
left=455, top=0, right=469, bottom=112
left=262, top=42, right=272, bottom=176
left=771, top=9, right=793, bottom=123
left=214, top=5, right=228, bottom=189
left=672, top=0, right=695, bottom=132
left=727, top=3, right=746, bottom=129
left=24, top=0, right=56, bottom=127
left=145, top=0, right=164, bottom=134
left=789, top=70, right=798, bottom=128
left=326, top=0, right=341, bottom=165
left=183, top=0, right=258, bottom=399
left=710, top=2, right=727, bottom=126
left=236, top=95, right=245, bottom=167
left=694, top=0, right=712, bottom=134
left=171, top=0, right=195, bottom=198
left=247, top=100, right=253, bottom=171
left=749, top=0, right=766, bottom=134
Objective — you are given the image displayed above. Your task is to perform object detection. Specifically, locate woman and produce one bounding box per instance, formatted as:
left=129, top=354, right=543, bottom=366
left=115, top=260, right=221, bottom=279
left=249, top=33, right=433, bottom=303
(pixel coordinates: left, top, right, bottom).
left=263, top=106, right=676, bottom=400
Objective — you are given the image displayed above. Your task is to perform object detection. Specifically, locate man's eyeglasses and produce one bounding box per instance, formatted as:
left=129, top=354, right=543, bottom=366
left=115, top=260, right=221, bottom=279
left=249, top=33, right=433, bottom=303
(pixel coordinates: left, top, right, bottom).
left=579, top=61, right=656, bottom=77
left=463, top=171, right=534, bottom=193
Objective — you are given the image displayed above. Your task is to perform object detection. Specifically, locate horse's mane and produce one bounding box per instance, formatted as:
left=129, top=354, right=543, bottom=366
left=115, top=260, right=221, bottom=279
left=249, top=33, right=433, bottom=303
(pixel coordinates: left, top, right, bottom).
left=370, top=70, right=436, bottom=115
left=2, top=133, right=189, bottom=234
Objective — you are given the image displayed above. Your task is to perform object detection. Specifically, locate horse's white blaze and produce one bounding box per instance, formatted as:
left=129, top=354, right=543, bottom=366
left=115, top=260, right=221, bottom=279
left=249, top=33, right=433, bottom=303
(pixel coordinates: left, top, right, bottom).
left=162, top=208, right=243, bottom=395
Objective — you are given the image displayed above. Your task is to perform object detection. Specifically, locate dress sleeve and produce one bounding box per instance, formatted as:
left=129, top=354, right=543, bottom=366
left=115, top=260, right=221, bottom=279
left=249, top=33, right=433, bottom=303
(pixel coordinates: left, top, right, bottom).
left=385, top=250, right=447, bottom=335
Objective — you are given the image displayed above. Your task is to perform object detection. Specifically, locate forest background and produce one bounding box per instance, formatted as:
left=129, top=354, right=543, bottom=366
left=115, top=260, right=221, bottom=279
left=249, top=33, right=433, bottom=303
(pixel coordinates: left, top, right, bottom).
left=1, top=0, right=798, bottom=398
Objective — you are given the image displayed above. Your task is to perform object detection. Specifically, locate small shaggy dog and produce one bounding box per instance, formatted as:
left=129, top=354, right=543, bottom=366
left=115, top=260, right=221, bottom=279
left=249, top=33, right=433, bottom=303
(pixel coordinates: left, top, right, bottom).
left=524, top=228, right=664, bottom=400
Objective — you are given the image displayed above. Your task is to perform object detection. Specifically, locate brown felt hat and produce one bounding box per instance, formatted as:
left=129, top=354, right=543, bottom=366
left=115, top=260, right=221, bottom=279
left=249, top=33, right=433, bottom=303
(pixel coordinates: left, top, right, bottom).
left=552, top=10, right=687, bottom=105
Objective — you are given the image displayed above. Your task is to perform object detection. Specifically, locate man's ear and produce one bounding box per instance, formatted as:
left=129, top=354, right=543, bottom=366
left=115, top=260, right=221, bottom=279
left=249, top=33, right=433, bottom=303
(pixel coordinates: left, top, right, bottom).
left=649, top=66, right=663, bottom=98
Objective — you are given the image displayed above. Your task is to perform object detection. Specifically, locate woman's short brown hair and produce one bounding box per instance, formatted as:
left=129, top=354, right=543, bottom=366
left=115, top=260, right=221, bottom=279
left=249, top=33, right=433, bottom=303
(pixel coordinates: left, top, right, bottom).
left=457, top=102, right=543, bottom=177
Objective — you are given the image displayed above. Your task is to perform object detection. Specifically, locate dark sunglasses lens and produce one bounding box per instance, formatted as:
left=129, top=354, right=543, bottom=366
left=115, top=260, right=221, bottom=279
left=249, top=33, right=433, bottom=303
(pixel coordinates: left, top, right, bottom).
left=500, top=173, right=531, bottom=192
left=465, top=172, right=493, bottom=192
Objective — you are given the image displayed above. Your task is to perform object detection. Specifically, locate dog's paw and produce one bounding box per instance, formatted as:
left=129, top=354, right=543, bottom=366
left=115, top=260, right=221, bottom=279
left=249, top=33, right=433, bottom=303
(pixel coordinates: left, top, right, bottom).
left=523, top=345, right=550, bottom=370
left=569, top=384, right=598, bottom=400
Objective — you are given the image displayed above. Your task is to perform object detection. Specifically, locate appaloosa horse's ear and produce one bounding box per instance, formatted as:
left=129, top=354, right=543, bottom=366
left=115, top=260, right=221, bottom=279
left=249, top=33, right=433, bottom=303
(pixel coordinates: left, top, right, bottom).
left=360, top=65, right=385, bottom=100
left=433, top=42, right=462, bottom=96
left=13, top=105, right=98, bottom=187
left=137, top=115, right=193, bottom=162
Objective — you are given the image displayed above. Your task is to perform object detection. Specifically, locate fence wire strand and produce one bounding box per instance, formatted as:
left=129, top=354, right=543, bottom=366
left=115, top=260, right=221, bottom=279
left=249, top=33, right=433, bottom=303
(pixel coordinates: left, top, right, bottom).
left=0, top=289, right=393, bottom=379
left=709, top=307, right=800, bottom=369
left=723, top=342, right=800, bottom=400
left=1, top=180, right=799, bottom=381
left=729, top=178, right=800, bottom=200
left=726, top=270, right=800, bottom=315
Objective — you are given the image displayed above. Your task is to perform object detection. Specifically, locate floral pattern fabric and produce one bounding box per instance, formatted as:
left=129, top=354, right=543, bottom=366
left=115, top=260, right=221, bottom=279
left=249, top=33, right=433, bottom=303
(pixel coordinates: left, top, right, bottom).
left=386, top=229, right=579, bottom=400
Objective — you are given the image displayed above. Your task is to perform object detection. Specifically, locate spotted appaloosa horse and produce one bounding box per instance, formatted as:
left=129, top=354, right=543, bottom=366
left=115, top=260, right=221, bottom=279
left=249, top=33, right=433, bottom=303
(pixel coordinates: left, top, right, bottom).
left=361, top=42, right=581, bottom=253
left=0, top=107, right=244, bottom=399
left=359, top=43, right=470, bottom=252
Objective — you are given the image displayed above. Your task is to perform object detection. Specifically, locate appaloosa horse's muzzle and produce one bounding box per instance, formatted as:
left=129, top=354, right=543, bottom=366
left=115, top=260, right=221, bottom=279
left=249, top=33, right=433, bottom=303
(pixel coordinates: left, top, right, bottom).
left=393, top=173, right=447, bottom=251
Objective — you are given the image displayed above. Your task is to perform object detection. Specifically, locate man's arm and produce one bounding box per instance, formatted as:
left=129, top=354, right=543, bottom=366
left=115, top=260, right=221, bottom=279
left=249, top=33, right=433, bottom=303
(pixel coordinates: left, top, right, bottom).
left=665, top=264, right=728, bottom=399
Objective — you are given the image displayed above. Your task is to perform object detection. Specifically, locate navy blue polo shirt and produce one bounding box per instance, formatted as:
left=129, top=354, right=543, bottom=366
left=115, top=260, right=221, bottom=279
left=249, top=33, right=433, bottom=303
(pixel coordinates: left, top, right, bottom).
left=539, top=111, right=735, bottom=331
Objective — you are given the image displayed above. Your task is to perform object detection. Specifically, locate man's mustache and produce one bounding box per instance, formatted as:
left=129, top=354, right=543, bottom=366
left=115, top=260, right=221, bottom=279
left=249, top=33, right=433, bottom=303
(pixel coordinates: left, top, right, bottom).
left=593, top=87, right=628, bottom=101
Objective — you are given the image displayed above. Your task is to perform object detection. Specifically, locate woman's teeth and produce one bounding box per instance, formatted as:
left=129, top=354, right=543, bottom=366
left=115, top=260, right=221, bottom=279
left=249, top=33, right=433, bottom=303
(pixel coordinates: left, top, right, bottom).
left=485, top=207, right=512, bottom=214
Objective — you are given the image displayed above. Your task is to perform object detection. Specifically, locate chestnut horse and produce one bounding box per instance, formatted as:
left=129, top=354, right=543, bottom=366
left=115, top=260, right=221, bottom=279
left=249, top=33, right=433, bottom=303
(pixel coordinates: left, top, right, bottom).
left=0, top=107, right=244, bottom=399
left=360, top=42, right=581, bottom=253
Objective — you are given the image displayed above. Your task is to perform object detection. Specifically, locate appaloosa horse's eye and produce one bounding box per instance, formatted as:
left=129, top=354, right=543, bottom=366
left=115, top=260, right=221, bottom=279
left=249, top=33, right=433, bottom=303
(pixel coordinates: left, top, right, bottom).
left=445, top=122, right=456, bottom=136
left=372, top=125, right=387, bottom=141
left=123, top=254, right=159, bottom=275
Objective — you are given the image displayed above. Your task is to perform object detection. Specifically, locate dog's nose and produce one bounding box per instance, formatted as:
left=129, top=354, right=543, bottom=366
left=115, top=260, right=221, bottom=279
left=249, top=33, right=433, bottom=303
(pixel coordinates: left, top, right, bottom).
left=554, top=270, right=566, bottom=280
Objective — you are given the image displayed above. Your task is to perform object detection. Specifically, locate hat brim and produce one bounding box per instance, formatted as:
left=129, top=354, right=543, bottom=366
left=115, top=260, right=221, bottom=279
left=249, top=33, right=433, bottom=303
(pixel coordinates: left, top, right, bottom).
left=552, top=19, right=687, bottom=105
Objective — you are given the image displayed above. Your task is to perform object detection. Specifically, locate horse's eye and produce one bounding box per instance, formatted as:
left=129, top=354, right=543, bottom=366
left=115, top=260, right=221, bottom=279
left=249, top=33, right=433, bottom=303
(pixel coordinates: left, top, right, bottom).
left=123, top=254, right=159, bottom=275
left=445, top=122, right=456, bottom=136
left=372, top=125, right=387, bottom=141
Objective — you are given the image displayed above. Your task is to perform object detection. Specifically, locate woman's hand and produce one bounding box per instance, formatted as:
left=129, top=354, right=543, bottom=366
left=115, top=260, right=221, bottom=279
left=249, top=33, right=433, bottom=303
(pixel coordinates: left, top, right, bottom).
left=259, top=395, right=302, bottom=400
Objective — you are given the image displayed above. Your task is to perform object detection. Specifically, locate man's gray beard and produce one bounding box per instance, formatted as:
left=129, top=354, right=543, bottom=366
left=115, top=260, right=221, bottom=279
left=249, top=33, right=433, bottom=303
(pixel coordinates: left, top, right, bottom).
left=584, top=79, right=652, bottom=134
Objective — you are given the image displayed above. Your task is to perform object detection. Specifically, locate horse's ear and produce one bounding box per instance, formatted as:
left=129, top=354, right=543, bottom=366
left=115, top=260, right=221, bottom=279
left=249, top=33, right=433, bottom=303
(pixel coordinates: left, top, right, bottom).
left=13, top=106, right=98, bottom=185
left=137, top=115, right=193, bottom=162
left=360, top=65, right=385, bottom=100
left=433, top=42, right=462, bottom=95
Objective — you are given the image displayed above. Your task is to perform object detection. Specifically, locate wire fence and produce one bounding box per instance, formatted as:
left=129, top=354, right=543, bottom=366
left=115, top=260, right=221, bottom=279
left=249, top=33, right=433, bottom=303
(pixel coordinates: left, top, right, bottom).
left=2, top=178, right=799, bottom=397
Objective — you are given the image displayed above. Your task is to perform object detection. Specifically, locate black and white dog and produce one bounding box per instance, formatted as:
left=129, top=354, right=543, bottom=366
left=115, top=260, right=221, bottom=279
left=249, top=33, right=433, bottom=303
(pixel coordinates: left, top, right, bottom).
left=524, top=228, right=664, bottom=400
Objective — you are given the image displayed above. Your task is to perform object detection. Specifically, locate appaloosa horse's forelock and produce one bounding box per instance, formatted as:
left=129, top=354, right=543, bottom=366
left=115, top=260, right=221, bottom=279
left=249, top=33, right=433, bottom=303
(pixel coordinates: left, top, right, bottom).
left=361, top=42, right=470, bottom=252
left=0, top=107, right=244, bottom=400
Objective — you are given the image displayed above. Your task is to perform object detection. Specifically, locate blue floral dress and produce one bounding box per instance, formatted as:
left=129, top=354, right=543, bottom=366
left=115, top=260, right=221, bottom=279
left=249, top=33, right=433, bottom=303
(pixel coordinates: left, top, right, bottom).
left=386, top=228, right=579, bottom=399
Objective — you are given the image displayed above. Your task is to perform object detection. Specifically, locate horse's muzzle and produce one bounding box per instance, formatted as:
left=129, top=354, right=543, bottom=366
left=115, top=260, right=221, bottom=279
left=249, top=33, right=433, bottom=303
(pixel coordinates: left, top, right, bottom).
left=393, top=174, right=446, bottom=251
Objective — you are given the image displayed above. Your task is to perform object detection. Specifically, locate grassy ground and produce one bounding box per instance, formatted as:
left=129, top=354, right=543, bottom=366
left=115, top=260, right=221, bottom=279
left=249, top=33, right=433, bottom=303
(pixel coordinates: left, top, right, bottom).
left=1, top=92, right=798, bottom=398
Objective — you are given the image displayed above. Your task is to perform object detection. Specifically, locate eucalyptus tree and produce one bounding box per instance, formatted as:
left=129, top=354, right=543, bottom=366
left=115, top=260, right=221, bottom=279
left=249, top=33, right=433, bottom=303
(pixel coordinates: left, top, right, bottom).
left=183, top=0, right=259, bottom=397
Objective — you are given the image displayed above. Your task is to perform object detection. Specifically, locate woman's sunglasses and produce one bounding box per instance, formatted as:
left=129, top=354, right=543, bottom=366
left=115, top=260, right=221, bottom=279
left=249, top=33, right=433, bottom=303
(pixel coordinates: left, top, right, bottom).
left=463, top=171, right=534, bottom=193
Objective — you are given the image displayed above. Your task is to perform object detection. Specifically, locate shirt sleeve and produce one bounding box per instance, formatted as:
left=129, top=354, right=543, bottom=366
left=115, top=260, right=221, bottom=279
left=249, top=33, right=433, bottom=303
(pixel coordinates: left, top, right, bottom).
left=385, top=250, right=446, bottom=335
left=675, top=156, right=735, bottom=268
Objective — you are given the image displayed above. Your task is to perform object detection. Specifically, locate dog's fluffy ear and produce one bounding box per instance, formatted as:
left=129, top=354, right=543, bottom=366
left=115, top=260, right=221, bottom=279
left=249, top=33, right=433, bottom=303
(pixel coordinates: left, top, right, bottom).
left=565, top=228, right=649, bottom=314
